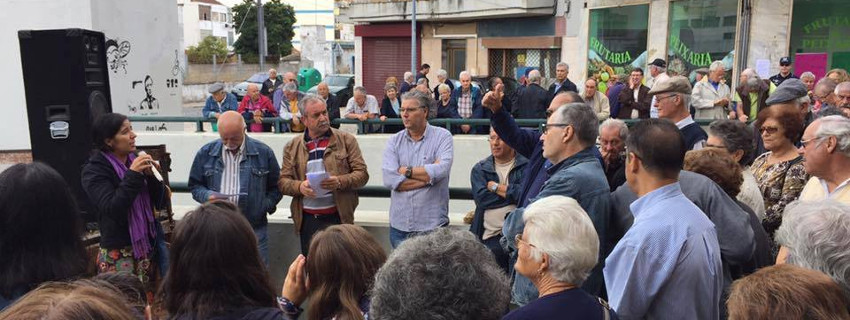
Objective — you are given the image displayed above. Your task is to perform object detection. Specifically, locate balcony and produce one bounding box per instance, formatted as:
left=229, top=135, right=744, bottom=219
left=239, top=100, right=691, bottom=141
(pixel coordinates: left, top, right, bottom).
left=342, top=0, right=556, bottom=23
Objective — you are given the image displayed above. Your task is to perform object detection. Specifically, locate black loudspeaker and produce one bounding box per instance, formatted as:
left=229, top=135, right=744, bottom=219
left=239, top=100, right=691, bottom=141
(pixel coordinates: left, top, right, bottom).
left=18, top=29, right=112, bottom=224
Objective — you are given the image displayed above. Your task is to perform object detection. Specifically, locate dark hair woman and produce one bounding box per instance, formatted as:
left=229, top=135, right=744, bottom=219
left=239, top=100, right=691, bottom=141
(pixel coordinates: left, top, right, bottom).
left=379, top=83, right=404, bottom=133
left=0, top=162, right=89, bottom=310
left=159, top=201, right=281, bottom=319
left=751, top=105, right=809, bottom=246
left=81, top=113, right=169, bottom=292
left=279, top=224, right=387, bottom=320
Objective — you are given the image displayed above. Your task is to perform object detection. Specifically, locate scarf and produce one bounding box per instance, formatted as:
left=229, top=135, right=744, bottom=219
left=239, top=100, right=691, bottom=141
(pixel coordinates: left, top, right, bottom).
left=102, top=151, right=156, bottom=260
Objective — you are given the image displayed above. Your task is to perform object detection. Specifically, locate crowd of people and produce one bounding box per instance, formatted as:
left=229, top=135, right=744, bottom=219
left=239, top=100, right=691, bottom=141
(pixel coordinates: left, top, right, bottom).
left=3, top=55, right=850, bottom=319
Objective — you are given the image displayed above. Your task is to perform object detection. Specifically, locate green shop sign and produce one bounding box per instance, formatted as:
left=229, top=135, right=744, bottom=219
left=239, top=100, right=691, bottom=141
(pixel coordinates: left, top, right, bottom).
left=589, top=37, right=634, bottom=65
left=669, top=35, right=712, bottom=67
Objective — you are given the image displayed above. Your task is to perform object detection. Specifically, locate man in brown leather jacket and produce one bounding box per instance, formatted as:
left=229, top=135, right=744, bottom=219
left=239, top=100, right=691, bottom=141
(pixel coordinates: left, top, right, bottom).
left=278, top=96, right=369, bottom=254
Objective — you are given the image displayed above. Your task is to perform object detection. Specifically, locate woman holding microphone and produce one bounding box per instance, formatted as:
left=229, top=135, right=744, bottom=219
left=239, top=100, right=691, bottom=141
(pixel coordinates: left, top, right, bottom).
left=82, top=113, right=169, bottom=291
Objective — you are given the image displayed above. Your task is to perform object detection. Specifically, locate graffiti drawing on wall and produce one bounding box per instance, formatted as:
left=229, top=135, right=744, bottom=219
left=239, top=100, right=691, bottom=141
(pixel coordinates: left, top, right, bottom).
left=171, top=50, right=184, bottom=77
left=105, top=38, right=131, bottom=74
left=128, top=75, right=159, bottom=113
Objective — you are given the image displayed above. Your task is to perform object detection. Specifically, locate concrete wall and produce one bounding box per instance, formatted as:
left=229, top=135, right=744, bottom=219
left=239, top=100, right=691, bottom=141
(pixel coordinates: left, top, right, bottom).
left=0, top=0, right=94, bottom=150
left=747, top=0, right=793, bottom=76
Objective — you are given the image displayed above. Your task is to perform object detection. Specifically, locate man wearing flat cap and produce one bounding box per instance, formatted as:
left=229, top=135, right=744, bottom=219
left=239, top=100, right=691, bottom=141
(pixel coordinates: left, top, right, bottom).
left=770, top=57, right=799, bottom=87
left=202, top=82, right=239, bottom=132
left=649, top=76, right=707, bottom=151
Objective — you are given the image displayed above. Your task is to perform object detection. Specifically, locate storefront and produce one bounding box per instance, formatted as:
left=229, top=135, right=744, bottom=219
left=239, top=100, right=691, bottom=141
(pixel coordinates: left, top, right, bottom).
left=789, top=0, right=850, bottom=79
left=586, top=4, right=649, bottom=80
left=666, top=0, right=738, bottom=82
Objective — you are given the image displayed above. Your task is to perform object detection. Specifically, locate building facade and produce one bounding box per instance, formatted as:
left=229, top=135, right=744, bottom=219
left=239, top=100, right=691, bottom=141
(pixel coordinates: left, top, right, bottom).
left=178, top=0, right=235, bottom=51
left=342, top=0, right=850, bottom=96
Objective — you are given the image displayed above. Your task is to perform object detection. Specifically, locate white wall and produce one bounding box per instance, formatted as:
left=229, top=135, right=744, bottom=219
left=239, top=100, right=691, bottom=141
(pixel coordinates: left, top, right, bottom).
left=0, top=0, right=181, bottom=151
left=0, top=0, right=94, bottom=150
left=91, top=0, right=182, bottom=129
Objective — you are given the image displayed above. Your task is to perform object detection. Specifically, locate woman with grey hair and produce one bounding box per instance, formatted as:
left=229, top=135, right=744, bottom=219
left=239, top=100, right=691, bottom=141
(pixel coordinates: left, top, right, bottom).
left=706, top=119, right=766, bottom=219
left=503, top=196, right=616, bottom=320
left=370, top=228, right=509, bottom=320
left=775, top=200, right=850, bottom=296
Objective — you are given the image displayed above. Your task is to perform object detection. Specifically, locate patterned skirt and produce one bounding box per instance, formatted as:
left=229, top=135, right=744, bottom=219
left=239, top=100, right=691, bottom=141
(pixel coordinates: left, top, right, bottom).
left=96, top=246, right=155, bottom=285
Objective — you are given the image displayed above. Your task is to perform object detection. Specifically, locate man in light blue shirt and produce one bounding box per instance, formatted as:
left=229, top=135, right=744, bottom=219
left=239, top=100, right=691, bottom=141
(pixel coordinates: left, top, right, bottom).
left=382, top=91, right=453, bottom=248
left=604, top=119, right=723, bottom=320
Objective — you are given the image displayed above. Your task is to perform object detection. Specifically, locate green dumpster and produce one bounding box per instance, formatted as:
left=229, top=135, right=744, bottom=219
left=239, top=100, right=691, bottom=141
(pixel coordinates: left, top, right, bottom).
left=298, top=68, right=322, bottom=92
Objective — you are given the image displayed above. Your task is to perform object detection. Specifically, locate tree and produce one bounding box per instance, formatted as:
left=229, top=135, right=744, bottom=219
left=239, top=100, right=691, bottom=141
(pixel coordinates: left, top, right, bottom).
left=232, top=0, right=296, bottom=62
left=186, top=36, right=229, bottom=64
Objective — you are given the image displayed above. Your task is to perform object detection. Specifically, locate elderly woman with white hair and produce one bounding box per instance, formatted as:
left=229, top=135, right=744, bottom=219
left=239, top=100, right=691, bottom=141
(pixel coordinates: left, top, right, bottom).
left=692, top=60, right=732, bottom=120
left=775, top=200, right=850, bottom=296
left=503, top=196, right=616, bottom=320
left=432, top=69, right=454, bottom=101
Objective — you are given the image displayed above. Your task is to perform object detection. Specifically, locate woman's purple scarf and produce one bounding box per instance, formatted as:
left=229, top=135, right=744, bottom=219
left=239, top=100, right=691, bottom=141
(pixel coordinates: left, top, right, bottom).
left=102, top=151, right=156, bottom=260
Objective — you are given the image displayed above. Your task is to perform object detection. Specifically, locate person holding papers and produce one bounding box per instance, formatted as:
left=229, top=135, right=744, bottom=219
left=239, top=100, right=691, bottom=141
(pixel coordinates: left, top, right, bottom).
left=188, top=111, right=283, bottom=265
left=278, top=96, right=369, bottom=255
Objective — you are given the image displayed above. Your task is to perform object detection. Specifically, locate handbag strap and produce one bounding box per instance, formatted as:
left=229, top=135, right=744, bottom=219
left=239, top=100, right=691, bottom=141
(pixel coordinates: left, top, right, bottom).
left=598, top=297, right=612, bottom=320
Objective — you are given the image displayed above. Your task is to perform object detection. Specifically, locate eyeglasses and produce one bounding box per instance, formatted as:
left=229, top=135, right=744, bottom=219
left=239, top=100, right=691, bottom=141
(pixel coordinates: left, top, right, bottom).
left=541, top=123, right=570, bottom=134
left=799, top=136, right=825, bottom=149
left=399, top=107, right=424, bottom=113
left=515, top=233, right=536, bottom=249
left=759, top=126, right=780, bottom=135
left=655, top=94, right=677, bottom=103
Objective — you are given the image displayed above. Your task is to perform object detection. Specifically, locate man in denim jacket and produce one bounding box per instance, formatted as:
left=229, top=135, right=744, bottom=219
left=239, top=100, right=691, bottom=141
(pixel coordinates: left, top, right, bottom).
left=501, top=102, right=611, bottom=305
left=188, top=111, right=283, bottom=264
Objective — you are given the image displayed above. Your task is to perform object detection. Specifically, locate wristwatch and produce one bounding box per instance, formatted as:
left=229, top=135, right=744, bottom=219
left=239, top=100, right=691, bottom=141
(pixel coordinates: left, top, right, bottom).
left=490, top=184, right=499, bottom=192
left=405, top=166, right=413, bottom=179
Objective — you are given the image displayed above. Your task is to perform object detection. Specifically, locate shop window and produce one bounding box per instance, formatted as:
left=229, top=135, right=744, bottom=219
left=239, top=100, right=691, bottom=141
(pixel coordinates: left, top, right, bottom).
left=488, top=49, right=561, bottom=80
left=586, top=4, right=649, bottom=82
left=789, top=0, right=850, bottom=77
left=667, top=0, right=737, bottom=82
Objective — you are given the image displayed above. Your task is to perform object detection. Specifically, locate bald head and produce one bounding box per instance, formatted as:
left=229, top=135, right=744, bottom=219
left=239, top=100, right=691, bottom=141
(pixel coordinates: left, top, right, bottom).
left=547, top=92, right=581, bottom=118
left=283, top=72, right=296, bottom=84
left=247, top=83, right=259, bottom=100
left=317, top=82, right=330, bottom=98
left=218, top=111, right=246, bottom=150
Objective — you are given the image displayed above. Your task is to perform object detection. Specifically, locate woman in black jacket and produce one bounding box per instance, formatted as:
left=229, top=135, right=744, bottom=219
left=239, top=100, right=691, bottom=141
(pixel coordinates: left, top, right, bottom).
left=81, top=113, right=168, bottom=289
left=379, top=83, right=404, bottom=133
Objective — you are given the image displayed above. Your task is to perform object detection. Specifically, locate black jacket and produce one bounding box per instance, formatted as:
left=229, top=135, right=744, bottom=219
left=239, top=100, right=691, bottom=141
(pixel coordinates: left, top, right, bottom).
left=547, top=78, right=578, bottom=105
left=512, top=83, right=549, bottom=119
left=81, top=152, right=166, bottom=250
left=325, top=94, right=341, bottom=129
left=260, top=78, right=282, bottom=98
left=380, top=96, right=404, bottom=133
left=433, top=79, right=455, bottom=101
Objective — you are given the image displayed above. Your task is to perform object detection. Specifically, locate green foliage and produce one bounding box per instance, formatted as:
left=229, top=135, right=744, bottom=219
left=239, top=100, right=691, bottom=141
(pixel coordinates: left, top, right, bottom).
left=232, top=0, right=296, bottom=60
left=186, top=36, right=229, bottom=64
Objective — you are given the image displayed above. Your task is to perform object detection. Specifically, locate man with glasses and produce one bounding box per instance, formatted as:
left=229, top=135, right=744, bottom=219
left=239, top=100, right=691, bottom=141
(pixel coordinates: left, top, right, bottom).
left=382, top=91, right=453, bottom=248
left=605, top=119, right=723, bottom=320
left=650, top=75, right=707, bottom=150
left=798, top=116, right=850, bottom=202
left=812, top=78, right=838, bottom=116
left=502, top=102, right=611, bottom=305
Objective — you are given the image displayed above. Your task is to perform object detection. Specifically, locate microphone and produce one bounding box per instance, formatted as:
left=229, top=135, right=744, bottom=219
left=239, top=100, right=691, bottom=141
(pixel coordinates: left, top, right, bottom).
left=138, top=151, right=164, bottom=182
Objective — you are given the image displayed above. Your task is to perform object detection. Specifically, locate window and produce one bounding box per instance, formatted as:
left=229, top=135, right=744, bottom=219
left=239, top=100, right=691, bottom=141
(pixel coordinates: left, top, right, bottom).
left=667, top=0, right=737, bottom=82
left=790, top=0, right=850, bottom=75
left=199, top=5, right=211, bottom=21
left=488, top=49, right=561, bottom=79
left=587, top=5, right=649, bottom=81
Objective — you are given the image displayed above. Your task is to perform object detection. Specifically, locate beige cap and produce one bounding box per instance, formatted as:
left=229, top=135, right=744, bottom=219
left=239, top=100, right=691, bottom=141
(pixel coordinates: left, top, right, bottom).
left=648, top=76, right=692, bottom=95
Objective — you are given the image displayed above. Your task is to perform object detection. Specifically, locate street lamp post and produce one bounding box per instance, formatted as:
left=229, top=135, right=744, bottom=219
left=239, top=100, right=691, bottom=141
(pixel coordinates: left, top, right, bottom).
left=411, top=0, right=416, bottom=74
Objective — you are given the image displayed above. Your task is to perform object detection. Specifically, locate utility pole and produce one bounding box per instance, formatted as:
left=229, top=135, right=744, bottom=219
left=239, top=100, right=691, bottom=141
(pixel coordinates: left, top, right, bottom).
left=411, top=0, right=416, bottom=74
left=257, top=0, right=266, bottom=70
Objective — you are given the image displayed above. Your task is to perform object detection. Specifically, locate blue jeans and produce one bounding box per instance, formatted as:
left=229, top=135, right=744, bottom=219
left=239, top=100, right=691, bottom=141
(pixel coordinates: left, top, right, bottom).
left=154, top=222, right=170, bottom=276
left=254, top=225, right=269, bottom=266
left=390, top=226, right=416, bottom=249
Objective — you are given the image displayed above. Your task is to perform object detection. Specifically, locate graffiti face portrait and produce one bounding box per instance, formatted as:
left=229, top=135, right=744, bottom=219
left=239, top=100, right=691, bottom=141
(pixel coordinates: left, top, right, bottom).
left=144, top=76, right=153, bottom=96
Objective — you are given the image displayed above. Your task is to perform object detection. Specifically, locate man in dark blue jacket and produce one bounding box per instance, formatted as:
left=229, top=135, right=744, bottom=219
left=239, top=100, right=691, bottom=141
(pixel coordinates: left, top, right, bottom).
left=546, top=62, right=578, bottom=106
left=484, top=86, right=610, bottom=304
left=470, top=127, right=528, bottom=273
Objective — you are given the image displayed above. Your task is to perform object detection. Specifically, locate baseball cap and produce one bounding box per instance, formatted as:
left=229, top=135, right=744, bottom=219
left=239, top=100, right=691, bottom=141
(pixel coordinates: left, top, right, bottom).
left=649, top=59, right=667, bottom=68
left=779, top=57, right=792, bottom=66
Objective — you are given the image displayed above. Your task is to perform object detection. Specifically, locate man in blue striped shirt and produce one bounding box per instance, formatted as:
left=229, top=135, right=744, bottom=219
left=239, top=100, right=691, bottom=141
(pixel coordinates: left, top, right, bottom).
left=382, top=91, right=454, bottom=248
left=604, top=119, right=723, bottom=320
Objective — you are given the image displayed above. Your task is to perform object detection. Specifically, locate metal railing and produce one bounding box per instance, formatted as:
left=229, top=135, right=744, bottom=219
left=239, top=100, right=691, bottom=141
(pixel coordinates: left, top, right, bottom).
left=128, top=116, right=720, bottom=135
left=170, top=182, right=475, bottom=200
